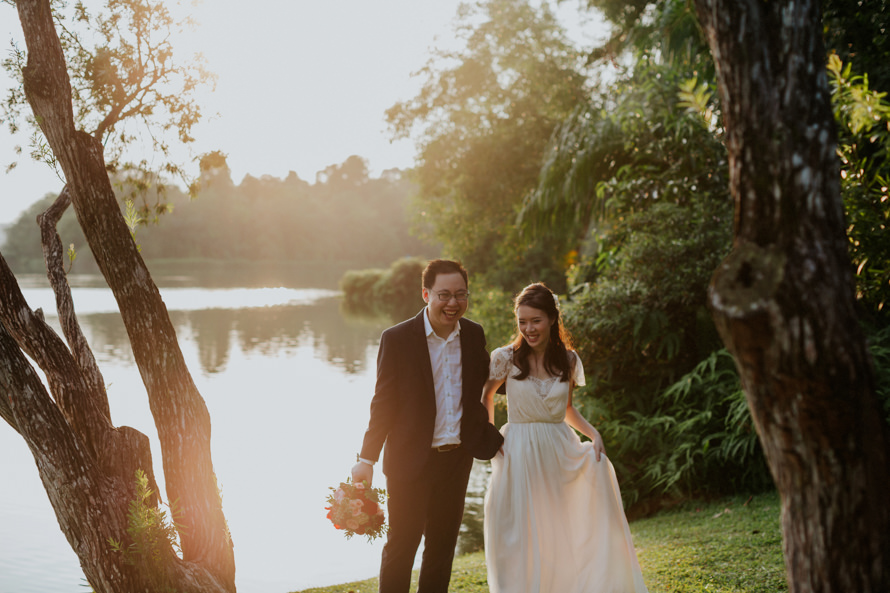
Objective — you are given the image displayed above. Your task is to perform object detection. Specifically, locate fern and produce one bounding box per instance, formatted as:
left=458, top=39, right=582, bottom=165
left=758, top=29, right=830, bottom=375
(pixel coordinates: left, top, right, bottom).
left=108, top=469, right=183, bottom=592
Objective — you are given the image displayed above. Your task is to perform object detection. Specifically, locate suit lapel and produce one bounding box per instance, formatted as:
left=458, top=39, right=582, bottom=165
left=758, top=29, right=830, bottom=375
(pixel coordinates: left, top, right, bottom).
left=413, top=309, right=436, bottom=401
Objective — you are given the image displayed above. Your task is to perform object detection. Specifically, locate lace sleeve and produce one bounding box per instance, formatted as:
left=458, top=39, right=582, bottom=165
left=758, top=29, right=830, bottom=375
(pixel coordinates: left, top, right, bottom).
left=570, top=350, right=586, bottom=387
left=488, top=347, right=512, bottom=381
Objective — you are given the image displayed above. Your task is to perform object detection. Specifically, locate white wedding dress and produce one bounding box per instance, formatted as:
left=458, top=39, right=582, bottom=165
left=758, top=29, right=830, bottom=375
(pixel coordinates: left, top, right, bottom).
left=483, top=346, right=648, bottom=593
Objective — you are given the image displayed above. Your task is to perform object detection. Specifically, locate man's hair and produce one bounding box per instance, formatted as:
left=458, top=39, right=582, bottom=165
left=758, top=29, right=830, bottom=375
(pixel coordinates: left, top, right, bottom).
left=422, top=259, right=468, bottom=289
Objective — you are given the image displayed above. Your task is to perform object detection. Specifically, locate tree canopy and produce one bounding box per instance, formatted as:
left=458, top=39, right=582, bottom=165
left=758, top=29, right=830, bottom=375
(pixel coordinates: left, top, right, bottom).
left=386, top=0, right=591, bottom=290
left=1, top=0, right=215, bottom=216
left=1, top=155, right=433, bottom=274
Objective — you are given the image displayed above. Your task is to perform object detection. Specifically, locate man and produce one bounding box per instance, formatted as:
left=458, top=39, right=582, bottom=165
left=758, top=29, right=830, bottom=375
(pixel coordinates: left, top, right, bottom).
left=351, top=259, right=503, bottom=593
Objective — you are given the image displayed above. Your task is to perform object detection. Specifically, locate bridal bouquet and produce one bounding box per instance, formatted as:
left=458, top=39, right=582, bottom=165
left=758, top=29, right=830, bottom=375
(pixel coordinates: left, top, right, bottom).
left=325, top=479, right=388, bottom=541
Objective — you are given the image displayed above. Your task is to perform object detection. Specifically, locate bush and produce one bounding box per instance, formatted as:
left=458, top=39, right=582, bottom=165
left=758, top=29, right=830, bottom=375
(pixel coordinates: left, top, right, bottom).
left=340, top=257, right=426, bottom=320
left=561, top=196, right=755, bottom=512
left=576, top=350, right=772, bottom=512
left=340, top=268, right=387, bottom=310
left=373, top=257, right=426, bottom=319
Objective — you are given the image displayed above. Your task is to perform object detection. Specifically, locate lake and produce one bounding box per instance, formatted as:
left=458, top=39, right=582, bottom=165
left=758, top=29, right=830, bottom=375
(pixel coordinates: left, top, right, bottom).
left=0, top=264, right=489, bottom=593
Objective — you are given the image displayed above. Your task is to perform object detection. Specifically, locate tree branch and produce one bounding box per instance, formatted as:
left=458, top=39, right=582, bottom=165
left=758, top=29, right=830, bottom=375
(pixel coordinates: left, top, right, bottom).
left=0, top=250, right=109, bottom=456
left=38, top=185, right=111, bottom=420
left=0, top=322, right=22, bottom=435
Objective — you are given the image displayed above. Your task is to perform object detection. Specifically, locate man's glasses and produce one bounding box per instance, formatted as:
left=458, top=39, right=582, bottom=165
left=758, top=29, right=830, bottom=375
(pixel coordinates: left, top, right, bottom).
left=434, top=291, right=470, bottom=302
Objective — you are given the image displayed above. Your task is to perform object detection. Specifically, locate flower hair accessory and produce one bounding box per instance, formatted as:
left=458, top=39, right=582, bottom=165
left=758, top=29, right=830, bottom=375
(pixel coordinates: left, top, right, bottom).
left=325, top=478, right=388, bottom=542
left=552, top=292, right=560, bottom=311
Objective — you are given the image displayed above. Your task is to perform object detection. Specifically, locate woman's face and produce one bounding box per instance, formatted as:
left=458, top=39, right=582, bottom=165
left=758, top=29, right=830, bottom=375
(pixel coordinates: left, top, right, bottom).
left=516, top=304, right=554, bottom=352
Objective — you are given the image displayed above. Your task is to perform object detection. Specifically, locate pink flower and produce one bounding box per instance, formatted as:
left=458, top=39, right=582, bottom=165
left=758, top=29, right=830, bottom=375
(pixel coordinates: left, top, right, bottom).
left=326, top=479, right=388, bottom=541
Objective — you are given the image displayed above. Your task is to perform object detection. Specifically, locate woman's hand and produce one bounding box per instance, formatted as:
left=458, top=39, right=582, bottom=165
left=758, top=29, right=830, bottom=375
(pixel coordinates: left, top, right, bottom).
left=590, top=429, right=605, bottom=462
left=565, top=396, right=605, bottom=462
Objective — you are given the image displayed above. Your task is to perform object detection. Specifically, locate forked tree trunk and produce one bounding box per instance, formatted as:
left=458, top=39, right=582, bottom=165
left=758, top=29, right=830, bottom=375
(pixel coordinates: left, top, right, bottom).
left=692, top=1, right=890, bottom=591
left=0, top=0, right=236, bottom=590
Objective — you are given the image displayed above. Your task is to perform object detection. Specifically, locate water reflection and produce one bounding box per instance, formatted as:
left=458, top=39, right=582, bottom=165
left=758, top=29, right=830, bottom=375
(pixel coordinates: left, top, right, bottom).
left=184, top=309, right=232, bottom=373
left=459, top=460, right=490, bottom=555
left=77, top=297, right=386, bottom=376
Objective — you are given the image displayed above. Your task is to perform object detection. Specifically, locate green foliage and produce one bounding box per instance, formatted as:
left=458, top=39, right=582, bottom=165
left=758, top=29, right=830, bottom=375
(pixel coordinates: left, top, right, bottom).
left=1, top=0, right=216, bottom=216
left=340, top=268, right=387, bottom=310
left=823, top=0, right=890, bottom=94
left=584, top=0, right=712, bottom=79
left=562, top=199, right=758, bottom=508
left=527, top=54, right=745, bottom=507
left=563, top=200, right=731, bottom=393
left=521, top=8, right=890, bottom=511
left=866, top=325, right=890, bottom=423
left=676, top=76, right=715, bottom=126
left=525, top=60, right=727, bottom=245
left=340, top=257, right=427, bottom=321
left=586, top=350, right=771, bottom=508
left=66, top=242, right=77, bottom=273
left=123, top=199, right=143, bottom=252
left=386, top=0, right=590, bottom=291
left=464, top=284, right=515, bottom=352
left=828, top=53, right=890, bottom=317
left=108, top=469, right=182, bottom=592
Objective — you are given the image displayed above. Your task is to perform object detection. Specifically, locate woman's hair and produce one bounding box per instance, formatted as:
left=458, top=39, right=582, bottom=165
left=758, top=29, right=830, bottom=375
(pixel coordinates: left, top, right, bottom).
left=510, top=283, right=574, bottom=382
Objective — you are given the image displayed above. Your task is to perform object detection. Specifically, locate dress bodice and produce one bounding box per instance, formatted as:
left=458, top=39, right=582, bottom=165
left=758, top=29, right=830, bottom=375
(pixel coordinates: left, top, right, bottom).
left=488, top=346, right=585, bottom=424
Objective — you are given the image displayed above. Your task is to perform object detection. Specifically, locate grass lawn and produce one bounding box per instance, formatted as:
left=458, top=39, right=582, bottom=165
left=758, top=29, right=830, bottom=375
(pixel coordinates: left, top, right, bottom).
left=633, top=491, right=786, bottom=592
left=293, top=490, right=787, bottom=593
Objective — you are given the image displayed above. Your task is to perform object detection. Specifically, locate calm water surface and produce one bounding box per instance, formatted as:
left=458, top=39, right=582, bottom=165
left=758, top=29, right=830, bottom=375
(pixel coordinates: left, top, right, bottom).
left=0, top=267, right=488, bottom=593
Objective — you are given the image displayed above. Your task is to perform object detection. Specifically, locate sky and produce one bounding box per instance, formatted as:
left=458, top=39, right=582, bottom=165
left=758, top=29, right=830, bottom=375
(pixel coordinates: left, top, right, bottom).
left=0, top=0, right=606, bottom=225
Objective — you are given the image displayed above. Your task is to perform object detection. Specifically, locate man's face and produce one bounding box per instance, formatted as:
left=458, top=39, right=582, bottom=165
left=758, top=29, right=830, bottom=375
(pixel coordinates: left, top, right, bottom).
left=422, top=272, right=469, bottom=333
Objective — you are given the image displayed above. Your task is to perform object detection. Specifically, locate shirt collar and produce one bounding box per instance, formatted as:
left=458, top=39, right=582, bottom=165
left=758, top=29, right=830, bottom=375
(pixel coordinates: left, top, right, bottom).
left=424, top=307, right=461, bottom=341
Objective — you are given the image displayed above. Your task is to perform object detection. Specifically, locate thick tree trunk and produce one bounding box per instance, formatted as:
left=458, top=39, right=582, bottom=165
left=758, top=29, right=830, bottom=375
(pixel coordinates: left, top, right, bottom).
left=693, top=1, right=890, bottom=591
left=0, top=0, right=236, bottom=590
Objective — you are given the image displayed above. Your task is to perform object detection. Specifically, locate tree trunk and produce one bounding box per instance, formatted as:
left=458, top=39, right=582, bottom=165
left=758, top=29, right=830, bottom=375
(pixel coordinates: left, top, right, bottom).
left=692, top=1, right=890, bottom=591
left=0, top=0, right=236, bottom=590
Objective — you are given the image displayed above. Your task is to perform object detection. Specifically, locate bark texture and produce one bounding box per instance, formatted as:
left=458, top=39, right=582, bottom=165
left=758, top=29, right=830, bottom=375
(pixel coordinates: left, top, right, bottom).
left=0, top=1, right=235, bottom=590
left=692, top=1, right=890, bottom=591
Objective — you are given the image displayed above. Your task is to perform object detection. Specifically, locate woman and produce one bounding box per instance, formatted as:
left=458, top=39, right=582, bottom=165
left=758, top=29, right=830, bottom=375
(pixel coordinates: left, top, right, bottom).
left=482, top=283, right=648, bottom=593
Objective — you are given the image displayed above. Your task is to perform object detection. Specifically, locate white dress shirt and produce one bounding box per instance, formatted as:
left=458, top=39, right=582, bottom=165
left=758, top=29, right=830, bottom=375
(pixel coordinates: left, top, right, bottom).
left=424, top=308, right=463, bottom=447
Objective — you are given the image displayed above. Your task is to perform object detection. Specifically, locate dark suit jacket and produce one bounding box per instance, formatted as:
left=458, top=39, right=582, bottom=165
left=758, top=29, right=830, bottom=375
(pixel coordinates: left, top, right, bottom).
left=360, top=309, right=504, bottom=480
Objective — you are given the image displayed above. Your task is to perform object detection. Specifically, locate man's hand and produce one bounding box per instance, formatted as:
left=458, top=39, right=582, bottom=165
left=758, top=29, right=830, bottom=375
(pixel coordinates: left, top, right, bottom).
left=351, top=461, right=373, bottom=487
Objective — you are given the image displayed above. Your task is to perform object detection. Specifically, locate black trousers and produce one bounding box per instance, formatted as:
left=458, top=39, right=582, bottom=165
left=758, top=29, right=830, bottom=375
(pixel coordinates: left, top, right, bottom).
left=378, top=447, right=474, bottom=593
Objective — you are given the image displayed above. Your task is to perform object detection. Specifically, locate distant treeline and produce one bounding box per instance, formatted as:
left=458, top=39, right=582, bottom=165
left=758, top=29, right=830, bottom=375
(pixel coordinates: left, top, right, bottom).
left=1, top=155, right=437, bottom=274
